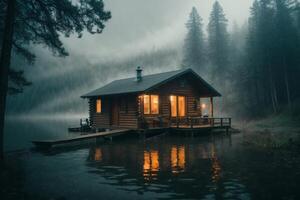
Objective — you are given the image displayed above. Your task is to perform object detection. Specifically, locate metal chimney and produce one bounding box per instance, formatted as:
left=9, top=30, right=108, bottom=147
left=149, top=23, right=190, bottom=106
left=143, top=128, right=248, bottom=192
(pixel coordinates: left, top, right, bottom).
left=136, top=66, right=142, bottom=82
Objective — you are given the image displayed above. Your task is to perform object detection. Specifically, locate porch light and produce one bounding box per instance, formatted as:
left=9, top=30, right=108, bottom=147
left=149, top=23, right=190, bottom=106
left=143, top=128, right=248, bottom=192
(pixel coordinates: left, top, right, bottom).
left=201, top=103, right=206, bottom=109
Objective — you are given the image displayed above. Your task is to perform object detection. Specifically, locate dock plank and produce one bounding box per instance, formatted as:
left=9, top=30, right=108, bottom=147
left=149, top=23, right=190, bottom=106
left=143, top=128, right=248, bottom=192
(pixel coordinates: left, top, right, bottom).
left=32, top=129, right=130, bottom=148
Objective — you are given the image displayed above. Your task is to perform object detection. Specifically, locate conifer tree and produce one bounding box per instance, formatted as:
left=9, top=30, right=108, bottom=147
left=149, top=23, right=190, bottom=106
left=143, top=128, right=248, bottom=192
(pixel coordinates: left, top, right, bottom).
left=0, top=0, right=111, bottom=162
left=182, top=7, right=205, bottom=71
left=207, top=1, right=229, bottom=80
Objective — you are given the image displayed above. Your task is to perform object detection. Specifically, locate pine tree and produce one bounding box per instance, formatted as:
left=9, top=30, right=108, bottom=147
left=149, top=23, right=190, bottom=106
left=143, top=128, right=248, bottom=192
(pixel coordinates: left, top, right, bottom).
left=273, top=0, right=299, bottom=108
left=0, top=0, right=111, bottom=162
left=182, top=7, right=205, bottom=71
left=207, top=1, right=229, bottom=80
left=239, top=0, right=299, bottom=116
left=245, top=0, right=265, bottom=114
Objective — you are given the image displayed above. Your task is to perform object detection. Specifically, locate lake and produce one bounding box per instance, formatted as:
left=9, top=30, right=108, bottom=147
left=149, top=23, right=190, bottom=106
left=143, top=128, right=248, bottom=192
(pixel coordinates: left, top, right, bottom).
left=3, top=118, right=300, bottom=200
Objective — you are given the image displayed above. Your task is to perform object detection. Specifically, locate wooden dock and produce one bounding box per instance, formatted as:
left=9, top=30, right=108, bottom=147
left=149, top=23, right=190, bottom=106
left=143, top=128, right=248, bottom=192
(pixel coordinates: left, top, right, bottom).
left=32, top=129, right=130, bottom=149
left=32, top=117, right=232, bottom=149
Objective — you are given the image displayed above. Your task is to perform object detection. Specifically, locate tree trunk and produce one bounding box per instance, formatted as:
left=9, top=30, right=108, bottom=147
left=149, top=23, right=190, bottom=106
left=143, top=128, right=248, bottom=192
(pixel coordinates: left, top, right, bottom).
left=0, top=0, right=16, bottom=163
left=268, top=63, right=278, bottom=114
left=283, top=57, right=291, bottom=111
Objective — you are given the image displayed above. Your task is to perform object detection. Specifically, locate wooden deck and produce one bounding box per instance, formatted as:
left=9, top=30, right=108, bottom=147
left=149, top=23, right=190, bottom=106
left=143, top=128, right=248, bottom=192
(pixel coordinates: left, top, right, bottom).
left=169, top=117, right=231, bottom=129
left=32, top=129, right=130, bottom=149
left=32, top=117, right=231, bottom=149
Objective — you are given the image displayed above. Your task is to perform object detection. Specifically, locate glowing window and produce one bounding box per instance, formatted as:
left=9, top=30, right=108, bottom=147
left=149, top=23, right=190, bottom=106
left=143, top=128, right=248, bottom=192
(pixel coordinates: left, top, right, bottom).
left=143, top=95, right=159, bottom=114
left=151, top=95, right=159, bottom=114
left=178, top=96, right=186, bottom=117
left=170, top=95, right=177, bottom=117
left=170, top=95, right=186, bottom=117
left=96, top=99, right=102, bottom=113
left=143, top=95, right=150, bottom=114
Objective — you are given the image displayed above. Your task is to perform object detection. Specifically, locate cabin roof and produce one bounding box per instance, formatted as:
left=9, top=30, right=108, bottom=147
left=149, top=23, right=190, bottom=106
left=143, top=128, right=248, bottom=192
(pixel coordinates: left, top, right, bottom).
left=81, top=68, right=221, bottom=98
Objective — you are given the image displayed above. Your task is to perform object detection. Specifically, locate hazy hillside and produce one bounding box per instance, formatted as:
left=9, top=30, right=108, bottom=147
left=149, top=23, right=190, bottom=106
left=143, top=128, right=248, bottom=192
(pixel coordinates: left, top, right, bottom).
left=6, top=47, right=181, bottom=116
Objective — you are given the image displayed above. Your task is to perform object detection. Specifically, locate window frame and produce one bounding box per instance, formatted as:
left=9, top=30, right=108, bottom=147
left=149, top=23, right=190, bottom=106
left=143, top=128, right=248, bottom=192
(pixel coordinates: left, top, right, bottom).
left=170, top=95, right=186, bottom=117
left=143, top=94, right=159, bottom=115
left=96, top=98, right=102, bottom=114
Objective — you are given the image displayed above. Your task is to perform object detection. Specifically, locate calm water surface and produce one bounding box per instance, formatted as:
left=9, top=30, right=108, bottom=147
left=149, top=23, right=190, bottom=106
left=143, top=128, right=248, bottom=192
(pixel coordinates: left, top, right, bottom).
left=4, top=118, right=300, bottom=200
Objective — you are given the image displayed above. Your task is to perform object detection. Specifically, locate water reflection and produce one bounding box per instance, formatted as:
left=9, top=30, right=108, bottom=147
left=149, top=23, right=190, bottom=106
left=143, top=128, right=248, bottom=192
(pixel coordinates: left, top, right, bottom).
left=143, top=151, right=159, bottom=181
left=171, top=146, right=185, bottom=174
left=211, top=144, right=221, bottom=183
left=85, top=135, right=236, bottom=199
left=6, top=120, right=300, bottom=200
left=94, top=148, right=103, bottom=161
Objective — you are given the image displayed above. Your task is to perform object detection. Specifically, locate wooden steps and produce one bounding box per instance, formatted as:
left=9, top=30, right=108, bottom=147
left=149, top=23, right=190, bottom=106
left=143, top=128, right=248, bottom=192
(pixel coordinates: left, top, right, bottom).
left=32, top=129, right=130, bottom=149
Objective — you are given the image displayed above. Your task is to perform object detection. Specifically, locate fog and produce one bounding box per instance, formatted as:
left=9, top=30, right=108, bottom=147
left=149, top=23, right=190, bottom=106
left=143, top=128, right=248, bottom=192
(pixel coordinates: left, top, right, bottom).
left=7, top=0, right=254, bottom=116
left=64, top=0, right=253, bottom=62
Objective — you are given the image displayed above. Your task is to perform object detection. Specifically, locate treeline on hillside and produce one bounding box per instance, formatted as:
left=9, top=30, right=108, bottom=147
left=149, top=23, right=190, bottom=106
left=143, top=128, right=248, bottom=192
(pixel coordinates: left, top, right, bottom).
left=6, top=48, right=180, bottom=114
left=183, top=0, right=300, bottom=118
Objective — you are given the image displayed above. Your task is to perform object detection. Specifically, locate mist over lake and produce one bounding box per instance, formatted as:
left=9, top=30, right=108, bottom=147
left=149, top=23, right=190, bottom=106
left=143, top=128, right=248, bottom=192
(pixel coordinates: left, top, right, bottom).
left=1, top=0, right=300, bottom=200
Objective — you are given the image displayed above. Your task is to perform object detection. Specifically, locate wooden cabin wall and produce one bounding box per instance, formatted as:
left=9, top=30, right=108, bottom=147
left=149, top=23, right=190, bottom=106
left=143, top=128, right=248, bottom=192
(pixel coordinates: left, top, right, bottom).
left=140, top=74, right=202, bottom=127
left=118, top=95, right=138, bottom=129
left=89, top=95, right=138, bottom=129
left=156, top=74, right=202, bottom=116
left=89, top=97, right=110, bottom=129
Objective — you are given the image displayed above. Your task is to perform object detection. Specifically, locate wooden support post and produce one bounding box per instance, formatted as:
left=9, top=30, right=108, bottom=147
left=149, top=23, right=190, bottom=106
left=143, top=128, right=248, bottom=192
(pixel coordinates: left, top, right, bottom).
left=229, top=118, right=231, bottom=127
left=221, top=118, right=223, bottom=127
left=210, top=97, right=214, bottom=118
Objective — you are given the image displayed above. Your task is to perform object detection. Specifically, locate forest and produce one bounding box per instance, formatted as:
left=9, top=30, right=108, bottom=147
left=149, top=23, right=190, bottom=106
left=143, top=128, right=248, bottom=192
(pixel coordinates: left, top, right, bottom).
left=182, top=0, right=300, bottom=118
left=3, top=0, right=300, bottom=120
left=1, top=1, right=300, bottom=199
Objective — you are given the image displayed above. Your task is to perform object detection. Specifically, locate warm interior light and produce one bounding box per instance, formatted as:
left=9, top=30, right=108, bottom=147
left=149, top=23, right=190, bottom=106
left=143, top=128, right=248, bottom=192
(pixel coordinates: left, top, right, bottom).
left=170, top=95, right=177, bottom=117
left=143, top=95, right=150, bottom=114
left=96, top=99, right=102, bottom=113
left=151, top=95, right=159, bottom=114
left=201, top=103, right=206, bottom=109
left=178, top=96, right=186, bottom=117
left=143, top=94, right=159, bottom=114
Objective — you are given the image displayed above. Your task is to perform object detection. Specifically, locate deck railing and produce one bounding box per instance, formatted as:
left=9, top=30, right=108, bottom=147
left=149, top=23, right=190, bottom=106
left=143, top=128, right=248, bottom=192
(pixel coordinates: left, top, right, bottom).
left=169, top=117, right=231, bottom=129
left=139, top=116, right=231, bottom=129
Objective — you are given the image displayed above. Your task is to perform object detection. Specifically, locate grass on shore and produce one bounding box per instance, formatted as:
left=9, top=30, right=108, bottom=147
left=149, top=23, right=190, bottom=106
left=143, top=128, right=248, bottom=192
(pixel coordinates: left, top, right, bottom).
left=238, top=111, right=300, bottom=150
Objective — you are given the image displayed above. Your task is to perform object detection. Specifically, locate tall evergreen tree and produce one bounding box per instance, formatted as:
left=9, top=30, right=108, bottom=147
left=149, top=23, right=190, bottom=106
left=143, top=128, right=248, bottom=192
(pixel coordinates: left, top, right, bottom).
left=237, top=0, right=300, bottom=117
left=245, top=0, right=266, bottom=114
left=182, top=7, right=205, bottom=70
left=273, top=0, right=299, bottom=109
left=207, top=1, right=229, bottom=80
left=0, top=0, right=111, bottom=162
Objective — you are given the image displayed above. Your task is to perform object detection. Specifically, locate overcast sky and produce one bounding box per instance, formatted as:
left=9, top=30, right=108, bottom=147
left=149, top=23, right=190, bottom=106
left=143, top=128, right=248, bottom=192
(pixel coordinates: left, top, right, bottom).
left=62, top=0, right=254, bottom=64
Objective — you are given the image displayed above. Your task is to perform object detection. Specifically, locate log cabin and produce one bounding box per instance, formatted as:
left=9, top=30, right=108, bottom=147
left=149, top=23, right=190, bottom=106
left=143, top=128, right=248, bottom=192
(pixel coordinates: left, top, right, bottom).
left=81, top=67, right=228, bottom=130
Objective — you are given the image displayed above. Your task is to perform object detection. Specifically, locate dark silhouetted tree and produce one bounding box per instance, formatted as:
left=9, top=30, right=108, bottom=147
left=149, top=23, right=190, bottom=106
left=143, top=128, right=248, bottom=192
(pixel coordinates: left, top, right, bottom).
left=234, top=0, right=300, bottom=117
left=0, top=0, right=111, bottom=162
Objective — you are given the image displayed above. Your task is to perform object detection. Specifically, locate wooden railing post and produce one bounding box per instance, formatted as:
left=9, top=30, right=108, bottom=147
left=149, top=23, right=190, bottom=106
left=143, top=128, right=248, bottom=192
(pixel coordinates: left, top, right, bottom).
left=229, top=118, right=231, bottom=127
left=221, top=118, right=223, bottom=127
left=176, top=117, right=179, bottom=128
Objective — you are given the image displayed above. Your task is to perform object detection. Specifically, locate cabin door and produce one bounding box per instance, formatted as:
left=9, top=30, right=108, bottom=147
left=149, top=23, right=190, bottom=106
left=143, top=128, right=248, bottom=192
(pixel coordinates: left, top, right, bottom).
left=110, top=98, right=119, bottom=127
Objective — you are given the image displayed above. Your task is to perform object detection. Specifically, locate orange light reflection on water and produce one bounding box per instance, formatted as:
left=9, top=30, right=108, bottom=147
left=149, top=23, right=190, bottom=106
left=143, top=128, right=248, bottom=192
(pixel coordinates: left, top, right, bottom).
left=171, top=146, right=185, bottom=174
left=211, top=144, right=221, bottom=183
left=94, top=148, right=102, bottom=161
left=143, top=150, right=159, bottom=181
